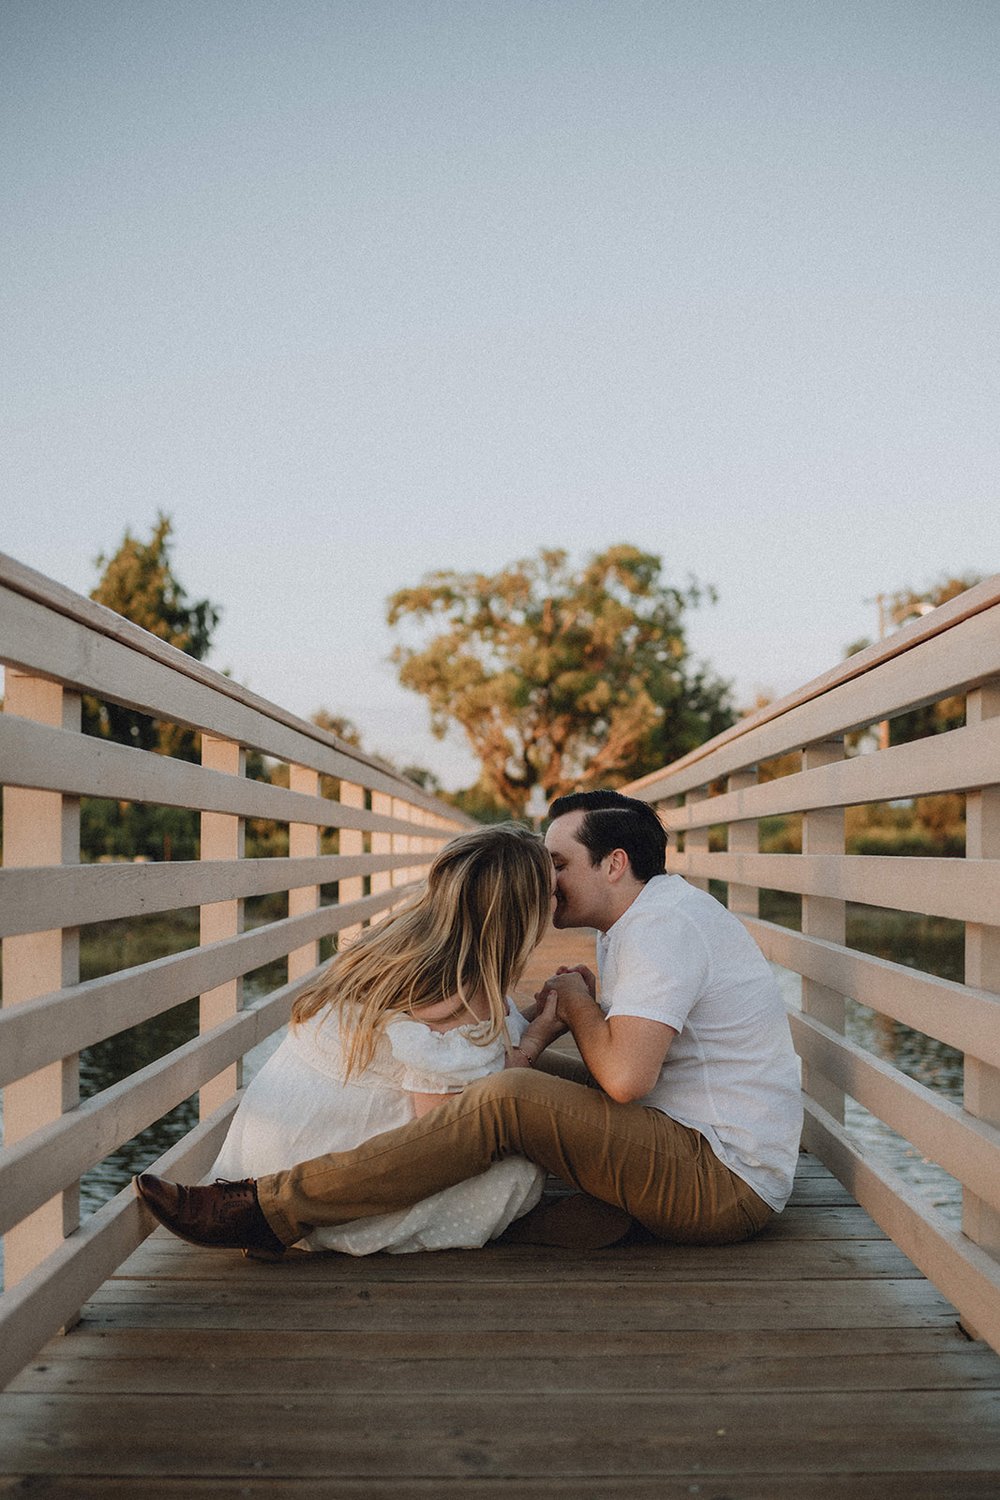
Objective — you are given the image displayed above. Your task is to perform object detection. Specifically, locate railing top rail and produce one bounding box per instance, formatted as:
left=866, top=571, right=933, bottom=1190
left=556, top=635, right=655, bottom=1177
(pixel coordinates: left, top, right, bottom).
left=0, top=551, right=467, bottom=824
left=629, top=572, right=1000, bottom=799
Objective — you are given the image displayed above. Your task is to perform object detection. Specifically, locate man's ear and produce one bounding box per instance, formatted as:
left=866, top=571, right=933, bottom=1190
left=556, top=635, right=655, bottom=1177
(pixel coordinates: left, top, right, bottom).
left=606, top=848, right=630, bottom=883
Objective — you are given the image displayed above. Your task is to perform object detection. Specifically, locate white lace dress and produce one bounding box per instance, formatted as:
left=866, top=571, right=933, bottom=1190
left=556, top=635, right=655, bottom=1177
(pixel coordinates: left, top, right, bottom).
left=210, top=1001, right=544, bottom=1255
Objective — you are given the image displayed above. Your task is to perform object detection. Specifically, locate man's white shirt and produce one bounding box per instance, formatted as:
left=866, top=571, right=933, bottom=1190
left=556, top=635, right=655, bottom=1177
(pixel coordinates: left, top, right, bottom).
left=596, top=874, right=803, bottom=1211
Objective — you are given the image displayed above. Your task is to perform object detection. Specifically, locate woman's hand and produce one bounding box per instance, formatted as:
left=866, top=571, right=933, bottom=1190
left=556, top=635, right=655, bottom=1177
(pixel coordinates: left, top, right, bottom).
left=506, top=989, right=563, bottom=1068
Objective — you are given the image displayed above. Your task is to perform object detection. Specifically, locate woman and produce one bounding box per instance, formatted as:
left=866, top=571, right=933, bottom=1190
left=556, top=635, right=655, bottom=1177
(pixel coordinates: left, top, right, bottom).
left=211, top=821, right=561, bottom=1254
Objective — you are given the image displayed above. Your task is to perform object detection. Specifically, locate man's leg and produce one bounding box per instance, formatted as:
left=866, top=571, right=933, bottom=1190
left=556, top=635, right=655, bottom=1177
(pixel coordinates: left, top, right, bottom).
left=258, top=1068, right=771, bottom=1247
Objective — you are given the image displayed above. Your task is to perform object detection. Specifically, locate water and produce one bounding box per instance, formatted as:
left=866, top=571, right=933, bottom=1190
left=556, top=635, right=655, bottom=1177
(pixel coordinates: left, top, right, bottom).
left=772, top=964, right=964, bottom=1226
left=77, top=970, right=286, bottom=1212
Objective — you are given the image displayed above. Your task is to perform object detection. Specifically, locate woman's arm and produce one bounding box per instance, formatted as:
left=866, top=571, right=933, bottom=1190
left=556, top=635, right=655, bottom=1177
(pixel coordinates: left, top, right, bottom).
left=407, top=1090, right=452, bottom=1117
left=505, top=991, right=562, bottom=1069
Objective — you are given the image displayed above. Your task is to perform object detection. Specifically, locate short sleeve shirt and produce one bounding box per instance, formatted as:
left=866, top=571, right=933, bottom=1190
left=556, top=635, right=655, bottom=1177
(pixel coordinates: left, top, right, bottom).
left=597, top=875, right=802, bottom=1210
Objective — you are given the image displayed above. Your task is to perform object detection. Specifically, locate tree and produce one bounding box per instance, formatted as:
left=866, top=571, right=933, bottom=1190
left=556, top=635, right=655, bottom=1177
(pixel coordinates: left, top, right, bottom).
left=81, top=514, right=221, bottom=862
left=84, top=512, right=221, bottom=757
left=387, top=544, right=735, bottom=815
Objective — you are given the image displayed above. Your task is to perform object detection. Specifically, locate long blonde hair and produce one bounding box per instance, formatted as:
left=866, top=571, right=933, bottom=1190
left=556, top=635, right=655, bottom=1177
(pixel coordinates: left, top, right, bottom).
left=291, top=822, right=552, bottom=1078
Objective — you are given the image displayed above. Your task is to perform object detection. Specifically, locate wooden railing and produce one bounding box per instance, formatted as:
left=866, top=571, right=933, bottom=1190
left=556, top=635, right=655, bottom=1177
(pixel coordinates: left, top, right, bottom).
left=4, top=553, right=999, bottom=1386
left=0, top=552, right=470, bottom=1387
left=625, top=574, right=1000, bottom=1352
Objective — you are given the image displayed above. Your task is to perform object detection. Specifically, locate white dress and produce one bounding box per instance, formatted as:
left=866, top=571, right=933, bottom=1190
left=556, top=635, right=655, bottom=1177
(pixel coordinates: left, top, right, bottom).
left=210, top=1001, right=544, bottom=1255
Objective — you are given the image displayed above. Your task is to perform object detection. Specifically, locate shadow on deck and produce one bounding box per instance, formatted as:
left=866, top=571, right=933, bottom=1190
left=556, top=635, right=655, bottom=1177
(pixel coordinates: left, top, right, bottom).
left=3, top=931, right=1000, bottom=1495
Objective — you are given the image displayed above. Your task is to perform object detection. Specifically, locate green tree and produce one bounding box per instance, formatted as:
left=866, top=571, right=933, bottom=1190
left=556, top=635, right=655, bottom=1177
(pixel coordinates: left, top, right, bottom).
left=81, top=514, right=221, bottom=862
left=84, top=512, right=220, bottom=757
left=387, top=544, right=734, bottom=815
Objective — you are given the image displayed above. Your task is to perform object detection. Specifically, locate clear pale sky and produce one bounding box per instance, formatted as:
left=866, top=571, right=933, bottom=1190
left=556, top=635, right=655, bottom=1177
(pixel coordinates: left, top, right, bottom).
left=2, top=1, right=996, bottom=787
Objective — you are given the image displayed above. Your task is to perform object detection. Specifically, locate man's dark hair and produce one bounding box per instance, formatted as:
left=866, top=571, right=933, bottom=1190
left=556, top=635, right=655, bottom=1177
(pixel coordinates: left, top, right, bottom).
left=547, top=789, right=667, bottom=882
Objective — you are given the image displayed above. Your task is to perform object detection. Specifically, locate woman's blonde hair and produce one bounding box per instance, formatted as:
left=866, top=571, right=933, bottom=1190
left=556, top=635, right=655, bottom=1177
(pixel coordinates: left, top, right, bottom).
left=291, top=822, right=552, bottom=1078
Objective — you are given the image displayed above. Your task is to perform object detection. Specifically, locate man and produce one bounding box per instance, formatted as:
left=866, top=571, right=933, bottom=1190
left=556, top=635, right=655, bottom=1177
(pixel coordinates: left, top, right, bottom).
left=137, top=790, right=802, bottom=1254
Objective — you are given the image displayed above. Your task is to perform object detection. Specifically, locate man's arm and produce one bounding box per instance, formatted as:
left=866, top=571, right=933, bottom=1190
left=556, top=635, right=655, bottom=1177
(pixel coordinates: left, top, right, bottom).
left=542, top=970, right=676, bottom=1103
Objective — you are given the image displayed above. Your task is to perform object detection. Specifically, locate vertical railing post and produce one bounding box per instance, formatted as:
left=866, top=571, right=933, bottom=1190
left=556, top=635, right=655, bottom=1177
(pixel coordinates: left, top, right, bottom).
left=337, top=780, right=365, bottom=950
left=391, top=797, right=410, bottom=889
left=199, top=735, right=245, bottom=1117
left=657, top=796, right=682, bottom=874
left=1, top=673, right=81, bottom=1290
left=801, top=738, right=846, bottom=1126
left=415, top=804, right=434, bottom=880
left=288, top=764, right=320, bottom=984
left=683, top=785, right=710, bottom=891
left=370, top=790, right=393, bottom=920
left=727, top=767, right=759, bottom=918
left=963, top=681, right=1000, bottom=1263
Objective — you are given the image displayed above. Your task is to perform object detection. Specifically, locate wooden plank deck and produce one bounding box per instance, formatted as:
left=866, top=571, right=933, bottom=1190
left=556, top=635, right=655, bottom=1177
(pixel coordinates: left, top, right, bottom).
left=3, top=930, right=1000, bottom=1495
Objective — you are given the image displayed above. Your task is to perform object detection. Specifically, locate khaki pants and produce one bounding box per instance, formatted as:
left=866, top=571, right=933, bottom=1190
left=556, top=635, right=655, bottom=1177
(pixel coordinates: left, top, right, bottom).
left=257, top=1062, right=775, bottom=1249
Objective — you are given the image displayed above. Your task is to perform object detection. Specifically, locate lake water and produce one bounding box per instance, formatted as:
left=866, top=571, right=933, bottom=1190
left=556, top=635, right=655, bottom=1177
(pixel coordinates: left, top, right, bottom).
left=772, top=964, right=963, bottom=1226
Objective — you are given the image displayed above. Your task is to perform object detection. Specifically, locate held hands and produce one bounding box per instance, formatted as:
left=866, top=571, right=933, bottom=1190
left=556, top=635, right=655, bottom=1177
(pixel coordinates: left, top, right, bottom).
left=532, top=963, right=596, bottom=1008
left=536, top=965, right=600, bottom=1026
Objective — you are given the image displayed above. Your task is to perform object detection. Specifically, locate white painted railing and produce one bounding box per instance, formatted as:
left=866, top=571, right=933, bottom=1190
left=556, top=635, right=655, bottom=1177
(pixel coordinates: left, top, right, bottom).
left=0, top=553, right=470, bottom=1387
left=626, top=575, right=1000, bottom=1352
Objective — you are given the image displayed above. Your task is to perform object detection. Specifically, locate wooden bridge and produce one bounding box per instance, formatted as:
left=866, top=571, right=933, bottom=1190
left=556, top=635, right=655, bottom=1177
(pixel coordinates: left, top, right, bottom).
left=2, top=555, right=1000, bottom=1492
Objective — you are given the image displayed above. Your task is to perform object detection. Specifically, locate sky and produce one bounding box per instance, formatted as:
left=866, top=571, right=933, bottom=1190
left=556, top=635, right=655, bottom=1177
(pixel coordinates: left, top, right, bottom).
left=2, top=1, right=997, bottom=788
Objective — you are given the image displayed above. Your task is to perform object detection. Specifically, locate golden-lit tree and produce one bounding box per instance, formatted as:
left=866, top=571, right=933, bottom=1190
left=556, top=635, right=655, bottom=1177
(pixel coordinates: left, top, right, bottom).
left=388, top=544, right=733, bottom=815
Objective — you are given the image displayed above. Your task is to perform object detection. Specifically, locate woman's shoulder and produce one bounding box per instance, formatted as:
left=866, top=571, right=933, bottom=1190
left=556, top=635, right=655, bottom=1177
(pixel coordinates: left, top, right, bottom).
left=386, top=1012, right=494, bottom=1051
left=286, top=1007, right=349, bottom=1065
left=288, top=1004, right=395, bottom=1079
left=385, top=1012, right=506, bottom=1089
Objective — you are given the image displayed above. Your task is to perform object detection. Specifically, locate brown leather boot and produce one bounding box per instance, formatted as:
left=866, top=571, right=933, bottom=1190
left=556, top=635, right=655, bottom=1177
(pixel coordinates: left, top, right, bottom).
left=135, top=1174, right=287, bottom=1256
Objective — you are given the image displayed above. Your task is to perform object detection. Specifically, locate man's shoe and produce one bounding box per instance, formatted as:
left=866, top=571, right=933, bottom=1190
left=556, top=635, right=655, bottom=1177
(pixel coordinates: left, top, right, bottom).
left=135, top=1174, right=287, bottom=1256
left=500, top=1192, right=633, bottom=1249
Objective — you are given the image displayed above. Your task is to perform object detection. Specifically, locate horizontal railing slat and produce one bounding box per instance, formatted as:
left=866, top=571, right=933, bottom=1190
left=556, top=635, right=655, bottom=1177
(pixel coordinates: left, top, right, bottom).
left=790, top=1010, right=1000, bottom=1213
left=0, top=979, right=301, bottom=1236
left=743, top=918, right=1000, bottom=1068
left=633, top=592, right=1000, bottom=800
left=661, top=717, right=1000, bottom=829
left=803, top=1098, right=1000, bottom=1355
left=0, top=714, right=448, bottom=837
left=0, top=883, right=414, bottom=1088
left=671, top=850, right=999, bottom=925
left=0, top=575, right=463, bottom=820
left=0, top=1101, right=236, bottom=1394
left=0, top=854, right=429, bottom=936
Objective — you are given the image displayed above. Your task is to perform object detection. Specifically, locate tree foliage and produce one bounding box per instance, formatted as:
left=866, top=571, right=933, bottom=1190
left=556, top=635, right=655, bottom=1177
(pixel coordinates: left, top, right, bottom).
left=81, top=514, right=221, bottom=862
left=84, top=512, right=221, bottom=757
left=387, top=544, right=734, bottom=814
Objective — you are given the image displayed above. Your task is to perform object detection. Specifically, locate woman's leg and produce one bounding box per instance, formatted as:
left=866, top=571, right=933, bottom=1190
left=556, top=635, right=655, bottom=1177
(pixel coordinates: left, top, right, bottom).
left=257, top=1069, right=771, bottom=1247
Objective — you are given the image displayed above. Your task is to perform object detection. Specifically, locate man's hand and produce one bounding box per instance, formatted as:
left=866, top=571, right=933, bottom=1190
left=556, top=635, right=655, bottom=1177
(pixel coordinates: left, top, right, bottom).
left=534, top=963, right=597, bottom=1009
left=540, top=969, right=597, bottom=1024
